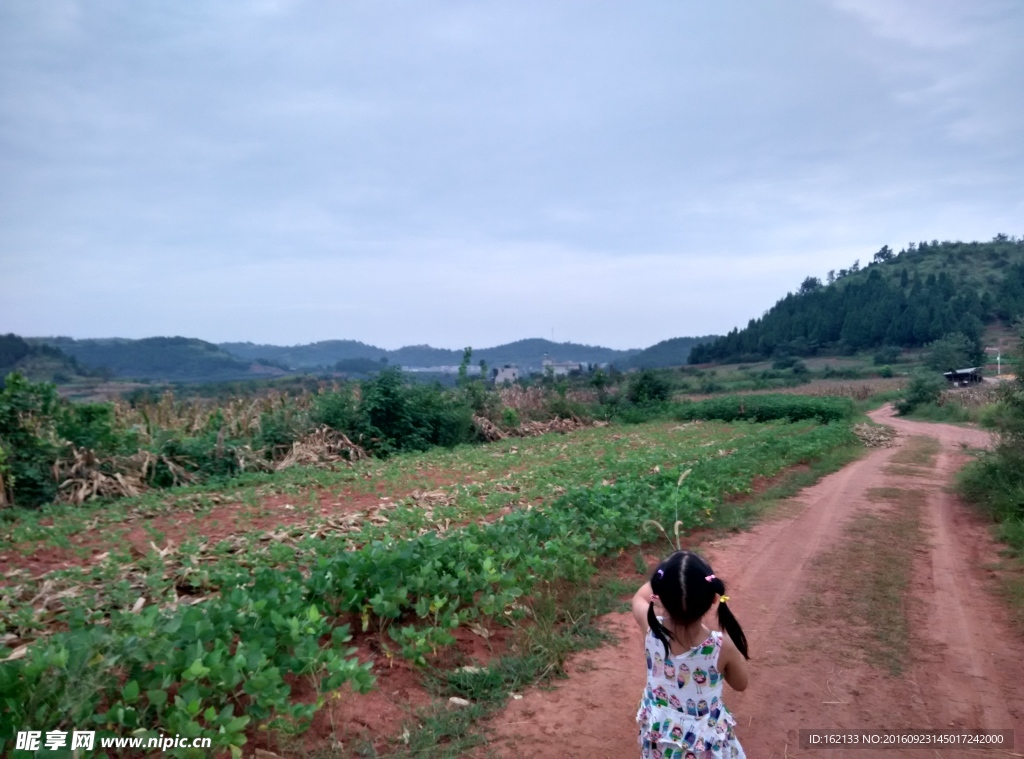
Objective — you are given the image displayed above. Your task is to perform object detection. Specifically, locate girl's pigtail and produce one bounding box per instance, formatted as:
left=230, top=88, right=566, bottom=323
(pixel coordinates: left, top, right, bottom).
left=717, top=597, right=749, bottom=659
left=647, top=601, right=673, bottom=658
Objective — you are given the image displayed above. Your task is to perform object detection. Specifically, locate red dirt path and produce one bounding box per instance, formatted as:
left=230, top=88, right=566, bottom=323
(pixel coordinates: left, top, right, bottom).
left=484, top=406, right=1024, bottom=758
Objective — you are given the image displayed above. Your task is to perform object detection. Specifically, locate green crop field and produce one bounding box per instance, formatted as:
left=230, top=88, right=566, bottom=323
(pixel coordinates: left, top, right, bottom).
left=0, top=404, right=860, bottom=757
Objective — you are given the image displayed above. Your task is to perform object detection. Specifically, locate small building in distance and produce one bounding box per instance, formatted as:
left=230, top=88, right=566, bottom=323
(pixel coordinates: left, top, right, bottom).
left=493, top=365, right=520, bottom=385
left=542, top=357, right=582, bottom=377
left=943, top=367, right=983, bottom=386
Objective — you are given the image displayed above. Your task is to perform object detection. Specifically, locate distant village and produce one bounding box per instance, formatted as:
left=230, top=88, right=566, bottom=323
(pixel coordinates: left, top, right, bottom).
left=402, top=355, right=603, bottom=384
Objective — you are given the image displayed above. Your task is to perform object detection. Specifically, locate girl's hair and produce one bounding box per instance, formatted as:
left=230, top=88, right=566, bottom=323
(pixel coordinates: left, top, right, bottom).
left=647, top=550, right=749, bottom=659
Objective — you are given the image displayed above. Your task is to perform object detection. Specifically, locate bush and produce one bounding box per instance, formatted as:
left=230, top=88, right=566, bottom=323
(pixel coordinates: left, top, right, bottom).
left=359, top=370, right=475, bottom=454
left=874, top=347, right=901, bottom=366
left=257, top=405, right=308, bottom=457
left=310, top=386, right=360, bottom=433
left=501, top=407, right=521, bottom=428
left=895, top=372, right=944, bottom=416
left=57, top=403, right=134, bottom=454
left=627, top=370, right=673, bottom=405
left=0, top=373, right=63, bottom=507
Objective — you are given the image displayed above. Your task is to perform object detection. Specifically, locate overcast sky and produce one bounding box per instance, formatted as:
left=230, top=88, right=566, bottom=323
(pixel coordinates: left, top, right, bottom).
left=1, top=1, right=1022, bottom=350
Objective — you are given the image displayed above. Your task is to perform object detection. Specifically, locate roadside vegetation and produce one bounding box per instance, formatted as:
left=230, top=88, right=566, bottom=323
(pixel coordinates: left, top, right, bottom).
left=958, top=326, right=1024, bottom=553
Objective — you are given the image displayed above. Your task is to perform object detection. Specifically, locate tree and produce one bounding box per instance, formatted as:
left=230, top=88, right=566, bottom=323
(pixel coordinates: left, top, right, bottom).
left=826, top=270, right=836, bottom=285
left=590, top=367, right=609, bottom=403
left=457, top=347, right=472, bottom=386
left=924, top=332, right=982, bottom=372
left=873, top=245, right=894, bottom=264
left=799, top=276, right=823, bottom=295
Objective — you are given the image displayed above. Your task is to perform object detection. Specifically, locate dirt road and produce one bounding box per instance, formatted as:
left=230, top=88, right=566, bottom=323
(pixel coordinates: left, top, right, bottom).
left=486, top=406, right=1023, bottom=757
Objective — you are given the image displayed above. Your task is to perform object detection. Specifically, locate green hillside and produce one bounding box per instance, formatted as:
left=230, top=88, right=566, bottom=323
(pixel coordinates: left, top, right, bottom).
left=0, top=334, right=96, bottom=385
left=625, top=335, right=719, bottom=369
left=690, top=236, right=1024, bottom=364
left=35, top=337, right=260, bottom=382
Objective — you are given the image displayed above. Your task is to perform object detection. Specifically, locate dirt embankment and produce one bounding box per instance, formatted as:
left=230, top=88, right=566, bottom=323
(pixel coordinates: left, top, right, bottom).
left=485, top=406, right=1023, bottom=758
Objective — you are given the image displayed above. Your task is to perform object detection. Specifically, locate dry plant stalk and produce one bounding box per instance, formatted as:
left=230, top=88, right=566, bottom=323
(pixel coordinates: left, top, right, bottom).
left=852, top=423, right=898, bottom=448
left=275, top=425, right=369, bottom=470
left=472, top=414, right=597, bottom=442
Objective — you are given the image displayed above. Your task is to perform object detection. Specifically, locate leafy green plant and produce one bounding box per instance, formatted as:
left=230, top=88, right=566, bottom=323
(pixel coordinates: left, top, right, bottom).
left=895, top=372, right=944, bottom=416
left=0, top=373, right=63, bottom=507
left=627, top=370, right=673, bottom=404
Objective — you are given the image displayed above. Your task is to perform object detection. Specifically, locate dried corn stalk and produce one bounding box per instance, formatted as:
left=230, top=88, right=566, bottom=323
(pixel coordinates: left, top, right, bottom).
left=853, top=423, right=898, bottom=448
left=275, top=426, right=368, bottom=470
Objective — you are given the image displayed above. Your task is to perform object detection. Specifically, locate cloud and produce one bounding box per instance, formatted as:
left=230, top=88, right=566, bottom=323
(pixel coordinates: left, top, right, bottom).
left=1, top=1, right=1022, bottom=347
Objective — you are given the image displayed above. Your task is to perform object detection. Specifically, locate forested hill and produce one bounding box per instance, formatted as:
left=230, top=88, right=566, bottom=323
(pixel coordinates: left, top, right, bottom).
left=0, top=334, right=98, bottom=384
left=37, top=337, right=256, bottom=381
left=690, top=236, right=1024, bottom=364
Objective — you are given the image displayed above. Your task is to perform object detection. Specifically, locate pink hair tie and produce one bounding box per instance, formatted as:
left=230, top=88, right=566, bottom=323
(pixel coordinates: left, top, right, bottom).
left=705, top=574, right=716, bottom=582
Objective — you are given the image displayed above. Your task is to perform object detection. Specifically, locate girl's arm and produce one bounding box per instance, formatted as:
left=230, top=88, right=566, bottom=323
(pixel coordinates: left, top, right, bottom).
left=631, top=582, right=654, bottom=633
left=719, top=633, right=748, bottom=692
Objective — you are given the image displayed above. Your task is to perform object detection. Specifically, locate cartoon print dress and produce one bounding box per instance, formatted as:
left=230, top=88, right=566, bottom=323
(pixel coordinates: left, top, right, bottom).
left=636, top=624, right=745, bottom=759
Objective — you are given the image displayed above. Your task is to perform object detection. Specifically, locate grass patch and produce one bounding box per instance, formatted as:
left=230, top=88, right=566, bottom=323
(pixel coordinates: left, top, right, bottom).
left=804, top=488, right=925, bottom=675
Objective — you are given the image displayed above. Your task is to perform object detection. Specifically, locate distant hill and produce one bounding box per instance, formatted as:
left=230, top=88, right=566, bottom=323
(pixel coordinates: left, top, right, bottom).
left=690, top=236, right=1024, bottom=364
left=624, top=336, right=720, bottom=369
left=0, top=334, right=96, bottom=384
left=35, top=337, right=261, bottom=382
left=219, top=340, right=385, bottom=367
left=219, top=337, right=640, bottom=371
left=15, top=333, right=717, bottom=384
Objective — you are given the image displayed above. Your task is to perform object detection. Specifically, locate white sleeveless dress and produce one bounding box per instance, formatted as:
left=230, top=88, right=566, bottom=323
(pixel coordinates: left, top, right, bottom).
left=636, top=626, right=746, bottom=759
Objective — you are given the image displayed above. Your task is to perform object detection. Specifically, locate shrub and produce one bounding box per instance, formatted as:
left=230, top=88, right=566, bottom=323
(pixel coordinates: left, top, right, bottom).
left=0, top=373, right=63, bottom=507
left=501, top=407, right=521, bottom=428
left=359, top=370, right=475, bottom=454
left=257, top=405, right=307, bottom=457
left=56, top=402, right=134, bottom=454
left=895, top=372, right=944, bottom=416
left=627, top=371, right=673, bottom=405
left=874, top=347, right=901, bottom=366
left=310, top=386, right=360, bottom=433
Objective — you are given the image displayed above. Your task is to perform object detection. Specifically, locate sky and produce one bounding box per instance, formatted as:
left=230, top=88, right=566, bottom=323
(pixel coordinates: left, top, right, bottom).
left=1, top=1, right=1022, bottom=350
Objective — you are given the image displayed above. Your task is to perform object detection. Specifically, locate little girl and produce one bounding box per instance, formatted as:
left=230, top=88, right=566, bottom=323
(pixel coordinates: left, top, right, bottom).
left=631, top=550, right=749, bottom=759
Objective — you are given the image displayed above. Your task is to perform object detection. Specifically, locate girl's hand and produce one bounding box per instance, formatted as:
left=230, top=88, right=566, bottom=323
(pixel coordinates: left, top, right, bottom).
left=631, top=582, right=655, bottom=634
left=719, top=632, right=748, bottom=692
